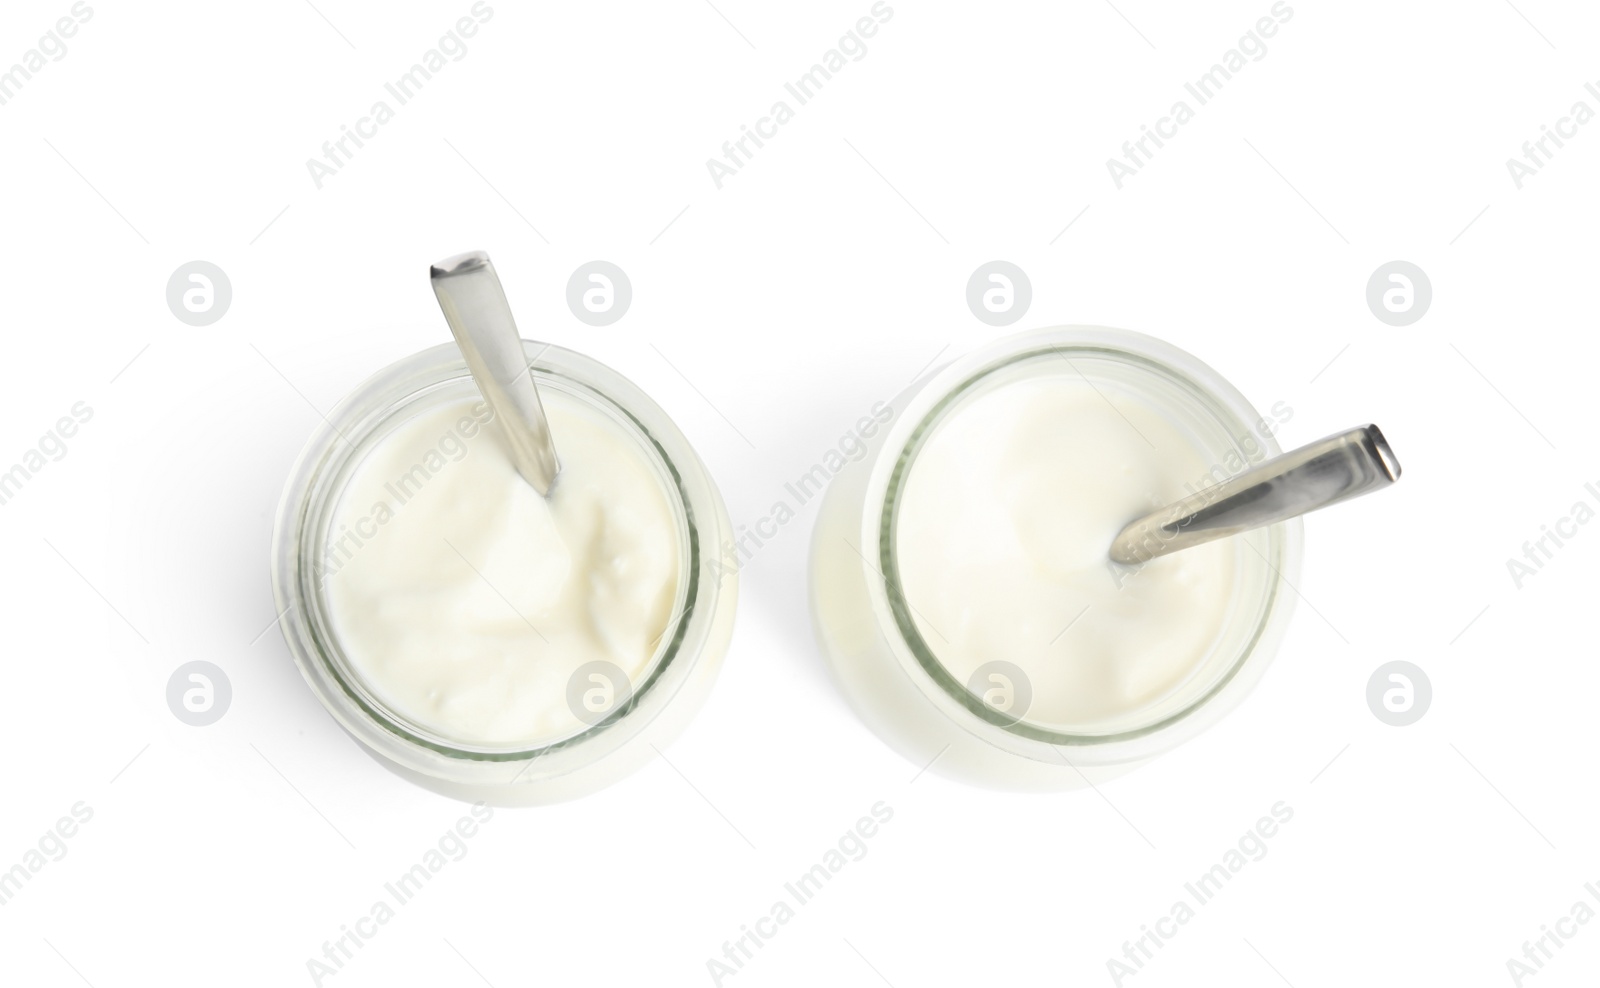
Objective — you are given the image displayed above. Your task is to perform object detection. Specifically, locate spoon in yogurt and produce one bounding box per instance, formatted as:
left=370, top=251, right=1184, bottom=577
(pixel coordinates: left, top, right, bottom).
left=1108, top=424, right=1401, bottom=565
left=430, top=250, right=561, bottom=495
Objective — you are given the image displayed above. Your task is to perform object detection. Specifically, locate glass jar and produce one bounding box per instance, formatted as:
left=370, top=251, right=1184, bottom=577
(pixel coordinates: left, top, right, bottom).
left=809, top=326, right=1304, bottom=789
left=271, top=341, right=738, bottom=805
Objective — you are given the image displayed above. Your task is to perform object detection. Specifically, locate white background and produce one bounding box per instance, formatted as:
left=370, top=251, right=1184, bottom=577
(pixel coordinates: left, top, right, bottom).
left=2, top=0, right=1597, bottom=985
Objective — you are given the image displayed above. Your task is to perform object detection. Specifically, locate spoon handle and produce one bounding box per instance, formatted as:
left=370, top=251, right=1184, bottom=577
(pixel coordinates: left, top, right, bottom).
left=430, top=251, right=560, bottom=495
left=1108, top=424, right=1400, bottom=565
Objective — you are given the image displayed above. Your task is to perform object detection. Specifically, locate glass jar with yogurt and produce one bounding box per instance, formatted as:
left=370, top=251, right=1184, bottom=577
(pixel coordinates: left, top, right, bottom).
left=271, top=341, right=738, bottom=805
left=810, top=326, right=1304, bottom=788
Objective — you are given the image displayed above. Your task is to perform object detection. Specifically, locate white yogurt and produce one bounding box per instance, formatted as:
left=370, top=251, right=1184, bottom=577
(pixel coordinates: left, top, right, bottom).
left=321, top=392, right=681, bottom=747
left=894, top=373, right=1238, bottom=734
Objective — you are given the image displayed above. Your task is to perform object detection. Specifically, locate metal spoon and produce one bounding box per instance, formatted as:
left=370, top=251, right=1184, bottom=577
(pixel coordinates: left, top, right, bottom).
left=1108, top=424, right=1400, bottom=566
left=430, top=251, right=560, bottom=495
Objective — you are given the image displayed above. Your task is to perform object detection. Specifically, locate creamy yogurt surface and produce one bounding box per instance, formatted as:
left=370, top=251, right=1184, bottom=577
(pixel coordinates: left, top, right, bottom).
left=894, top=370, right=1240, bottom=734
left=321, top=392, right=681, bottom=747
